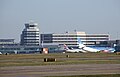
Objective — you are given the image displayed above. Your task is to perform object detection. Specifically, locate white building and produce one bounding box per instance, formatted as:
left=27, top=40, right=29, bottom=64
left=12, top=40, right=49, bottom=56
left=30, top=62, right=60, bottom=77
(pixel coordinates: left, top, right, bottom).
left=21, top=22, right=40, bottom=45
left=41, top=32, right=109, bottom=46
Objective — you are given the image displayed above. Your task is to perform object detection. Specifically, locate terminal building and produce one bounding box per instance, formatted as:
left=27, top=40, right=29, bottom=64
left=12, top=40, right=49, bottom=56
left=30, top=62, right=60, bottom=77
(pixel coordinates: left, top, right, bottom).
left=0, top=22, right=113, bottom=54
left=0, top=22, right=41, bottom=54
left=0, top=39, right=15, bottom=44
left=41, top=32, right=109, bottom=47
left=0, top=39, right=18, bottom=46
left=20, top=22, right=40, bottom=46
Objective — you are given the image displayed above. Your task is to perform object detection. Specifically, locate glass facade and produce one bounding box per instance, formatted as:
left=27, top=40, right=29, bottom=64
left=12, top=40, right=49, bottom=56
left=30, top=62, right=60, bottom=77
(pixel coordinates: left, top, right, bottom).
left=0, top=46, right=41, bottom=54
left=41, top=34, right=53, bottom=43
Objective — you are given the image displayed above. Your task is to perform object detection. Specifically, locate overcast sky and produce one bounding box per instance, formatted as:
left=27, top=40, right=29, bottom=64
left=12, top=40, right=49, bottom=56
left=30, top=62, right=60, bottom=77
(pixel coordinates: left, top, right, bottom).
left=0, top=0, right=120, bottom=42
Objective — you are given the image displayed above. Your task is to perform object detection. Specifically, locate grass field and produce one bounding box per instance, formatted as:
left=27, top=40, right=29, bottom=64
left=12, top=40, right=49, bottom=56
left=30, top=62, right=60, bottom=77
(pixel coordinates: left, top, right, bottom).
left=0, top=53, right=120, bottom=67
left=46, top=74, right=120, bottom=77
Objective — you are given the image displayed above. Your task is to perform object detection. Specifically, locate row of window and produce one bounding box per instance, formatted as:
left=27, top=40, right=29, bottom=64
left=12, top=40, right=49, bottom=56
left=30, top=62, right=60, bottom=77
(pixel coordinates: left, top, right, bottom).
left=53, top=35, right=77, bottom=37
left=41, top=37, right=51, bottom=40
left=24, top=43, right=39, bottom=45
left=23, top=41, right=39, bottom=43
left=23, top=31, right=39, bottom=32
left=59, top=44, right=77, bottom=46
left=86, top=38, right=109, bottom=40
left=53, top=41, right=78, bottom=43
left=29, top=25, right=36, bottom=27
left=23, top=39, right=39, bottom=40
left=53, top=38, right=77, bottom=40
left=53, top=35, right=108, bottom=37
left=41, top=41, right=52, bottom=43
left=52, top=38, right=108, bottom=40
left=23, top=36, right=39, bottom=37
left=86, top=35, right=109, bottom=37
left=41, top=34, right=52, bottom=37
left=0, top=39, right=14, bottom=42
left=0, top=48, right=40, bottom=50
left=23, top=33, right=40, bottom=35
left=0, top=48, right=20, bottom=50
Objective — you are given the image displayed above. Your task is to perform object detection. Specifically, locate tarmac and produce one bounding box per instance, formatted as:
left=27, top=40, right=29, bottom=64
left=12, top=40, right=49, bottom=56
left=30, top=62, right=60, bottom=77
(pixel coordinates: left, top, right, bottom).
left=0, top=64, right=120, bottom=77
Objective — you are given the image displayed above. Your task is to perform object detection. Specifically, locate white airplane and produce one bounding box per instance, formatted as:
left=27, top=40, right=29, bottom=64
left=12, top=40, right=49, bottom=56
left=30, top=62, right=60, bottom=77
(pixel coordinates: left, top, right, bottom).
left=78, top=38, right=100, bottom=52
left=0, top=52, right=2, bottom=55
left=64, top=44, right=86, bottom=53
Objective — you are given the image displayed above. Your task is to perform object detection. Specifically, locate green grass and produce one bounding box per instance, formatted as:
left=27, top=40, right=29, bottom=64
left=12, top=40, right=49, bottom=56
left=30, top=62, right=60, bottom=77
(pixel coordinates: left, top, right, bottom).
left=46, top=74, right=120, bottom=77
left=0, top=53, right=120, bottom=67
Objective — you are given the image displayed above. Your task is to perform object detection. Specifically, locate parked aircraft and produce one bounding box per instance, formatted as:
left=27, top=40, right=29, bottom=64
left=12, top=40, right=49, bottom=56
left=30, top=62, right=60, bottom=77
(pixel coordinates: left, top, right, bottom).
left=78, top=38, right=100, bottom=52
left=0, top=52, right=2, bottom=55
left=63, top=38, right=114, bottom=53
left=64, top=44, right=86, bottom=53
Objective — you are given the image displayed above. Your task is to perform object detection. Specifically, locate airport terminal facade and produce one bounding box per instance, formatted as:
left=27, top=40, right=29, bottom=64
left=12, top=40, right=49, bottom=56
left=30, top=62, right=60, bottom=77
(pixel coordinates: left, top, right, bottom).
left=0, top=22, right=112, bottom=54
left=41, top=32, right=109, bottom=47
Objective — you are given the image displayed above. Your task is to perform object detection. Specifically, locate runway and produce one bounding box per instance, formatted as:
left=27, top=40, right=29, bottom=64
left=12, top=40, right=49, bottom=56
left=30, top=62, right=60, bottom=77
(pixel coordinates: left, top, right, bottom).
left=0, top=64, right=120, bottom=77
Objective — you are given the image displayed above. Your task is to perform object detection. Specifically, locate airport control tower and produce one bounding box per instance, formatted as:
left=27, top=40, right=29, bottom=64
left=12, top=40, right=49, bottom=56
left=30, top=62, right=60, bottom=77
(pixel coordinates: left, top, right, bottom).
left=20, top=22, right=40, bottom=46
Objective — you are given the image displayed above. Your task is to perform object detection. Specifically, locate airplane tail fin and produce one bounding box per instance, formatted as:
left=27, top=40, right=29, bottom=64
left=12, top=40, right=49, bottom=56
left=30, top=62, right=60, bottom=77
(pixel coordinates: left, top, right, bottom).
left=77, top=38, right=83, bottom=44
left=63, top=44, right=69, bottom=50
left=77, top=38, right=86, bottom=48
